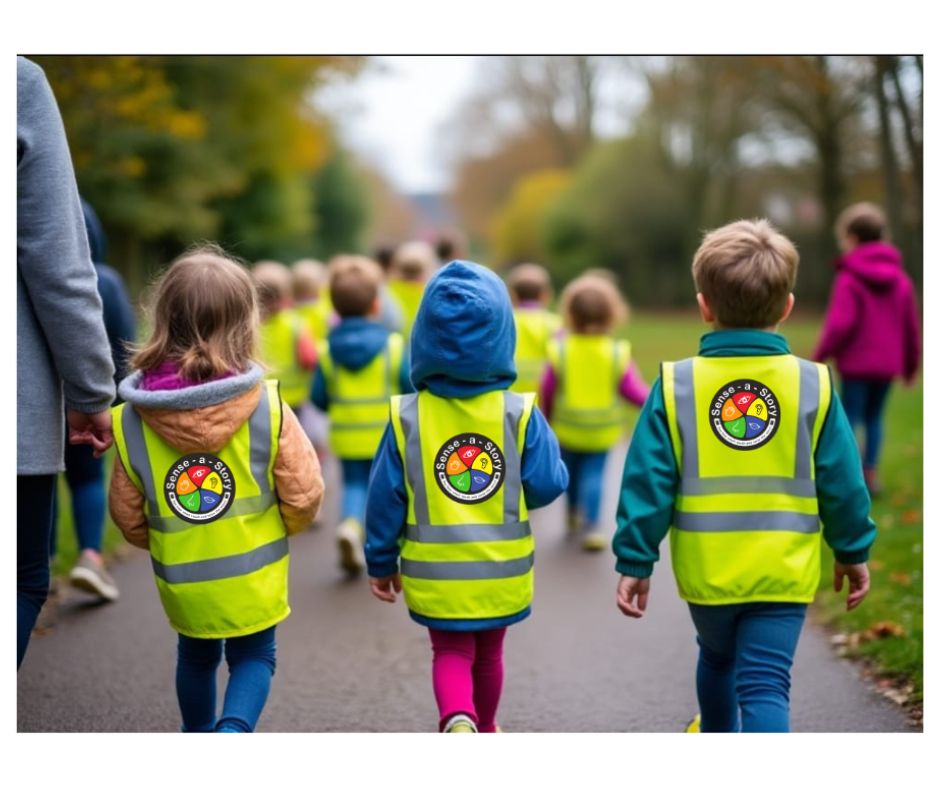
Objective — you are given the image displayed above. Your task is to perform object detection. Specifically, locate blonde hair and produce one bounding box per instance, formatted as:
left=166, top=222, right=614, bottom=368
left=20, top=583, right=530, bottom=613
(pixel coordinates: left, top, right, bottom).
left=836, top=202, right=888, bottom=245
left=692, top=218, right=798, bottom=329
left=507, top=263, right=553, bottom=305
left=328, top=255, right=383, bottom=317
left=132, top=244, right=258, bottom=382
left=559, top=273, right=628, bottom=334
left=292, top=258, right=326, bottom=301
left=252, top=260, right=292, bottom=319
left=391, top=240, right=436, bottom=282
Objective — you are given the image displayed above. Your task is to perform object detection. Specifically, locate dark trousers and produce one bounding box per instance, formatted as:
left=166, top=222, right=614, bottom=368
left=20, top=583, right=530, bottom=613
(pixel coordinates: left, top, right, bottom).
left=17, top=474, right=56, bottom=668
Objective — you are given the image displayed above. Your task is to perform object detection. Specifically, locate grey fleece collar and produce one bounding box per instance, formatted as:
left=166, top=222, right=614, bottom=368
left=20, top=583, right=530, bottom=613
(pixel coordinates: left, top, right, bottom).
left=118, top=363, right=264, bottom=410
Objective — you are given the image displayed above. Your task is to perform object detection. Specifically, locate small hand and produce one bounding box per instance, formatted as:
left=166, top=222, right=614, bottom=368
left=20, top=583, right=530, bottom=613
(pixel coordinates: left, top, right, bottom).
left=67, top=409, right=113, bottom=458
left=834, top=562, right=870, bottom=611
left=369, top=572, right=402, bottom=603
left=616, top=575, right=650, bottom=618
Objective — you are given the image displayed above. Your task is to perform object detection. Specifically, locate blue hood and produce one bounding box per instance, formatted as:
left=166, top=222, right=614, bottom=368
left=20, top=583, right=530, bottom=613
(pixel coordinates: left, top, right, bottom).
left=81, top=197, right=107, bottom=263
left=410, top=260, right=516, bottom=397
left=328, top=317, right=390, bottom=371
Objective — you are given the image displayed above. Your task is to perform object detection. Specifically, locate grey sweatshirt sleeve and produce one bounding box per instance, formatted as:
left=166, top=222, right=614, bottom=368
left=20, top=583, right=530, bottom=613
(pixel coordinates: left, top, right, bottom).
left=17, top=57, right=115, bottom=413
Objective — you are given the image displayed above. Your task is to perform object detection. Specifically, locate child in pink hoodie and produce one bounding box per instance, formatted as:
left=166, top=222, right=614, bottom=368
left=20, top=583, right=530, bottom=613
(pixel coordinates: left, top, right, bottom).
left=813, top=202, right=921, bottom=494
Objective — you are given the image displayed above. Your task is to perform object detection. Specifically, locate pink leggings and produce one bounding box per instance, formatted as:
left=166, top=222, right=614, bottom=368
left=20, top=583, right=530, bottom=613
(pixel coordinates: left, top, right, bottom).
left=428, top=627, right=507, bottom=732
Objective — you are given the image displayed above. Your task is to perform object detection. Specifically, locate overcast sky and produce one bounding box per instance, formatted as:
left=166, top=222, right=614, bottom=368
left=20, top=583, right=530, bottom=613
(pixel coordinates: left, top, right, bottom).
left=317, top=56, right=482, bottom=195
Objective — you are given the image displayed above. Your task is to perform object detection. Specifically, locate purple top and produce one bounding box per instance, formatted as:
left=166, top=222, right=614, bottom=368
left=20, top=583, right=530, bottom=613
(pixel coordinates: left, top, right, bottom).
left=813, top=241, right=921, bottom=382
left=140, top=360, right=236, bottom=392
left=540, top=359, right=649, bottom=420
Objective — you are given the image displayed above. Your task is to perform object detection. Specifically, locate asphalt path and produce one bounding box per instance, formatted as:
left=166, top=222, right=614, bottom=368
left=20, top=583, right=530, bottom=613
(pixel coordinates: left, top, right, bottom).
left=17, top=446, right=912, bottom=732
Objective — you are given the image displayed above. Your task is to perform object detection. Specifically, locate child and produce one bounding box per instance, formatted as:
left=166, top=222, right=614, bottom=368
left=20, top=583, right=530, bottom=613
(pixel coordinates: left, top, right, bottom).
left=292, top=258, right=331, bottom=344
left=613, top=219, right=876, bottom=733
left=108, top=245, right=324, bottom=732
left=506, top=263, right=561, bottom=394
left=252, top=260, right=317, bottom=412
left=387, top=240, right=437, bottom=340
left=541, top=273, right=648, bottom=551
left=365, top=260, right=568, bottom=733
left=813, top=202, right=921, bottom=495
left=311, top=255, right=412, bottom=576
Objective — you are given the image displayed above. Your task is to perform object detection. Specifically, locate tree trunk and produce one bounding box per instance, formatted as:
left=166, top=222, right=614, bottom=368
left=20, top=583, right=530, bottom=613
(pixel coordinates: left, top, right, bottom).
left=874, top=56, right=903, bottom=242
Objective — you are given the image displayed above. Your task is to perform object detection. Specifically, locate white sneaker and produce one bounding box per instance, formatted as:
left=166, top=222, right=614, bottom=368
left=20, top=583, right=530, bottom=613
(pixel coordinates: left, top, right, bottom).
left=443, top=714, right=478, bottom=733
left=336, top=518, right=365, bottom=576
left=69, top=553, right=120, bottom=601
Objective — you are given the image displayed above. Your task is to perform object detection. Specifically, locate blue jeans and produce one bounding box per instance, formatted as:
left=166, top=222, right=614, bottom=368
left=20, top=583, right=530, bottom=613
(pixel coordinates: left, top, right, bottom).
left=340, top=458, right=373, bottom=523
left=17, top=475, right=56, bottom=669
left=560, top=449, right=607, bottom=530
left=176, top=626, right=277, bottom=732
left=688, top=602, right=807, bottom=732
left=840, top=378, right=892, bottom=469
left=51, top=442, right=106, bottom=556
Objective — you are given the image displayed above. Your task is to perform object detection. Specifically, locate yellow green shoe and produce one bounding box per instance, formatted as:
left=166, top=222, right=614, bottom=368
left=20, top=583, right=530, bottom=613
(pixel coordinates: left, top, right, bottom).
left=443, top=714, right=477, bottom=733
left=685, top=714, right=701, bottom=733
left=581, top=532, right=607, bottom=552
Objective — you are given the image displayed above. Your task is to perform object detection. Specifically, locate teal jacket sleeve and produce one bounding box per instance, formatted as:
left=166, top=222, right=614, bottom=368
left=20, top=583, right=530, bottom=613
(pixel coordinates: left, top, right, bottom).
left=611, top=376, right=678, bottom=577
left=815, top=384, right=877, bottom=563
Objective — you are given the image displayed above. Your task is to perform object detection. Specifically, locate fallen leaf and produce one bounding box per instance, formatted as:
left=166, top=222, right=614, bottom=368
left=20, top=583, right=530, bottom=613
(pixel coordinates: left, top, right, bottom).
left=869, top=559, right=886, bottom=571
left=901, top=509, right=921, bottom=525
left=890, top=572, right=912, bottom=586
left=861, top=621, right=906, bottom=641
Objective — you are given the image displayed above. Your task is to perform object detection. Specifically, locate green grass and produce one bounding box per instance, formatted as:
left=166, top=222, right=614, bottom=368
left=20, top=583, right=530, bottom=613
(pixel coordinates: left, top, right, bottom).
left=621, top=310, right=923, bottom=704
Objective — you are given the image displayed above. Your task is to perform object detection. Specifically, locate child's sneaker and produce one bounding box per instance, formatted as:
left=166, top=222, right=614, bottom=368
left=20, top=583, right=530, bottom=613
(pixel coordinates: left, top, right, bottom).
left=566, top=511, right=580, bottom=536
left=684, top=714, right=701, bottom=733
left=336, top=518, right=365, bottom=576
left=69, top=552, right=120, bottom=601
left=581, top=532, right=607, bottom=552
left=443, top=714, right=477, bottom=733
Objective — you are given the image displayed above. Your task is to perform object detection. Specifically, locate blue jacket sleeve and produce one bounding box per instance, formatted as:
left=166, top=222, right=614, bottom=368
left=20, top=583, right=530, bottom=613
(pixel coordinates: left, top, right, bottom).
left=311, top=366, right=329, bottom=411
left=815, top=385, right=877, bottom=564
left=520, top=407, right=568, bottom=509
left=364, top=423, right=408, bottom=578
left=399, top=349, right=415, bottom=394
left=611, top=377, right=679, bottom=578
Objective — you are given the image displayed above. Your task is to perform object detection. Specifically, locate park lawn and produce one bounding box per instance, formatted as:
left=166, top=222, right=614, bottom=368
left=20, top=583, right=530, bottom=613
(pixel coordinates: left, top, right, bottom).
left=622, top=311, right=924, bottom=705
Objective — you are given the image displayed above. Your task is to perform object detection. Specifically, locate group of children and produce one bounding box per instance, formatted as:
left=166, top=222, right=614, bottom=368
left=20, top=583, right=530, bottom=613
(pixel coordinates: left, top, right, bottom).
left=106, top=204, right=920, bottom=734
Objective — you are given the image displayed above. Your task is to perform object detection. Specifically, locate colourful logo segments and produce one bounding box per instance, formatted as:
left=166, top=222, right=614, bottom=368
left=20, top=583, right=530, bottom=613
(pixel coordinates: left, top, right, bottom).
left=435, top=432, right=505, bottom=504
left=709, top=379, right=780, bottom=450
left=164, top=453, right=236, bottom=523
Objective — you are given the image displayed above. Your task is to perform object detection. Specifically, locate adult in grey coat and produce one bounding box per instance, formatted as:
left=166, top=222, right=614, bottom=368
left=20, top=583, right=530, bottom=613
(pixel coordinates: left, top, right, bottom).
left=17, top=57, right=116, bottom=668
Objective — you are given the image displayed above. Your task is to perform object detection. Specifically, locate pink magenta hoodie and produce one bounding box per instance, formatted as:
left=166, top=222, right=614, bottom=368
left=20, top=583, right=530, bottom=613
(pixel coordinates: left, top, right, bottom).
left=813, top=241, right=921, bottom=382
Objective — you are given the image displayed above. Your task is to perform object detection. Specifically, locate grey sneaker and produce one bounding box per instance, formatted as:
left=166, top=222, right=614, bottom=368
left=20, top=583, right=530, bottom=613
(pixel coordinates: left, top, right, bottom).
left=69, top=553, right=120, bottom=601
left=336, top=518, right=365, bottom=576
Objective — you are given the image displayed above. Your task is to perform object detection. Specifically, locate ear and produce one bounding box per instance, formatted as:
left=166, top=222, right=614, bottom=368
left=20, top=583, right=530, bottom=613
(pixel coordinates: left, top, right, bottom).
left=369, top=296, right=382, bottom=317
left=778, top=293, right=795, bottom=324
left=696, top=292, right=715, bottom=324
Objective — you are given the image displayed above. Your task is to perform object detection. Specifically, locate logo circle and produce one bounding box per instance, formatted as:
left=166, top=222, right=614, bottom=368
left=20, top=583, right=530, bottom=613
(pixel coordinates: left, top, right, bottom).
left=434, top=433, right=505, bottom=504
left=163, top=453, right=236, bottom=523
left=709, top=379, right=780, bottom=450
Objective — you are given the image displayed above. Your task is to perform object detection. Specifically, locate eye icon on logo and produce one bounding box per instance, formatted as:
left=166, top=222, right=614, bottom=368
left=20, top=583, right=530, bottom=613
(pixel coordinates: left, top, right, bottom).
left=709, top=380, right=780, bottom=450
left=435, top=433, right=505, bottom=504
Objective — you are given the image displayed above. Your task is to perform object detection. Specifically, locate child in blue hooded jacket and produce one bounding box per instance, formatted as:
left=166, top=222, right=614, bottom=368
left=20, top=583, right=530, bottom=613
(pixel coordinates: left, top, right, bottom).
left=365, top=260, right=568, bottom=733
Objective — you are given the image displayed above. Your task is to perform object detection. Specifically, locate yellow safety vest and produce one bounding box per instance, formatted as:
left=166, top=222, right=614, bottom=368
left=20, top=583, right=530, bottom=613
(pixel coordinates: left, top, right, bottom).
left=318, top=333, right=405, bottom=459
left=389, top=389, right=536, bottom=621
left=259, top=310, right=311, bottom=408
left=294, top=298, right=331, bottom=344
left=387, top=280, right=425, bottom=340
left=662, top=354, right=832, bottom=605
left=112, top=380, right=289, bottom=638
left=547, top=335, right=631, bottom=451
left=511, top=308, right=561, bottom=394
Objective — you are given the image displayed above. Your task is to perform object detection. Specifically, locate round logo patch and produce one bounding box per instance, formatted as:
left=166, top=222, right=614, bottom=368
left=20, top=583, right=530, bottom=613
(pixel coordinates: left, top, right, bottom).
left=164, top=454, right=236, bottom=523
left=709, top=379, right=780, bottom=450
left=435, top=433, right=505, bottom=504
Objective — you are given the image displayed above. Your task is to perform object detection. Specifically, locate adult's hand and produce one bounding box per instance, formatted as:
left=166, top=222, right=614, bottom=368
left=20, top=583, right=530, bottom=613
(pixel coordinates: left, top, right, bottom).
left=67, top=409, right=113, bottom=458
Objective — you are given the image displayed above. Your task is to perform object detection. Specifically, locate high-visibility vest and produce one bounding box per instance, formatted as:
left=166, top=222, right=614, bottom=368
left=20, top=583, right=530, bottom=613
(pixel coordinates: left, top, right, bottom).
left=662, top=354, right=832, bottom=604
left=318, top=333, right=404, bottom=459
left=389, top=389, right=536, bottom=621
left=294, top=298, right=331, bottom=344
left=387, top=280, right=425, bottom=340
left=112, top=380, right=289, bottom=638
left=511, top=308, right=561, bottom=394
left=259, top=310, right=310, bottom=407
left=547, top=335, right=631, bottom=451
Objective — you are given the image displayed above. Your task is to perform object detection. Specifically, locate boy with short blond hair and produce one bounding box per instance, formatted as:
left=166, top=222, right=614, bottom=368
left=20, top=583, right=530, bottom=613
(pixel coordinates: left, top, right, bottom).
left=312, top=255, right=412, bottom=576
left=613, top=218, right=876, bottom=732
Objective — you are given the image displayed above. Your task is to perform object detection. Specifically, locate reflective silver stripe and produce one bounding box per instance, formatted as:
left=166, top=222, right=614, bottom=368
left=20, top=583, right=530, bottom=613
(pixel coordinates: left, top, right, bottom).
left=679, top=476, right=817, bottom=497
left=401, top=553, right=534, bottom=580
left=122, top=406, right=159, bottom=512
left=673, top=359, right=698, bottom=479
left=249, top=383, right=273, bottom=495
left=503, top=391, right=525, bottom=524
left=795, top=359, right=820, bottom=480
left=152, top=536, right=288, bottom=584
left=674, top=511, right=820, bottom=533
left=399, top=394, right=430, bottom=527
left=148, top=492, right=279, bottom=532
left=405, top=521, right=531, bottom=544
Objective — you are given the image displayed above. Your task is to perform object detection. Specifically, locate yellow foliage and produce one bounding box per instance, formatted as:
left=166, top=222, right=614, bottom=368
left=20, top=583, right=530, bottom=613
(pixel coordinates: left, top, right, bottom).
left=491, top=169, right=571, bottom=266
